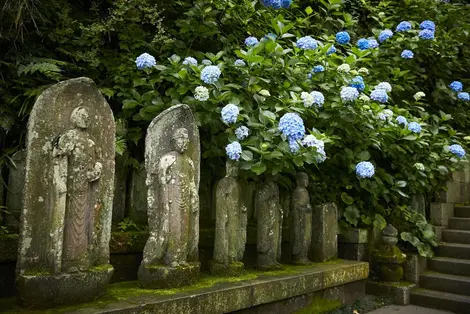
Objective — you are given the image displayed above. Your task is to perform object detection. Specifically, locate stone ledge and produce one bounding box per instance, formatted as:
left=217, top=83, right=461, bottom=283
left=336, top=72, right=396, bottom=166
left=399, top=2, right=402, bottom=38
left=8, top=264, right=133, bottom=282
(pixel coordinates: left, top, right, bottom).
left=366, top=280, right=416, bottom=305
left=1, top=260, right=368, bottom=313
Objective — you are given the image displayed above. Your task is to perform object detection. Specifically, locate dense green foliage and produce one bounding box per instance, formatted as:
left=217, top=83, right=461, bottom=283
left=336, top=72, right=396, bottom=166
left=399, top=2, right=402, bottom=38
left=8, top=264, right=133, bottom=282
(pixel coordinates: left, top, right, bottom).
left=2, top=0, right=470, bottom=256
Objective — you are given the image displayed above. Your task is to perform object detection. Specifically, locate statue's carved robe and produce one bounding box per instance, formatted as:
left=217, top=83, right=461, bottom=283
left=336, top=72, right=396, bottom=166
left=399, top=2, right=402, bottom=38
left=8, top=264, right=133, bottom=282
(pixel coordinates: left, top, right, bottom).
left=290, top=186, right=312, bottom=262
left=54, top=129, right=101, bottom=271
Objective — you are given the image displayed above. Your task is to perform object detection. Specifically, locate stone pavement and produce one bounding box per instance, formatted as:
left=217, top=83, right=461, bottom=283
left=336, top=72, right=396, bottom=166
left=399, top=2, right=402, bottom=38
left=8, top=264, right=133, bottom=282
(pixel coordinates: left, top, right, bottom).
left=368, top=305, right=452, bottom=314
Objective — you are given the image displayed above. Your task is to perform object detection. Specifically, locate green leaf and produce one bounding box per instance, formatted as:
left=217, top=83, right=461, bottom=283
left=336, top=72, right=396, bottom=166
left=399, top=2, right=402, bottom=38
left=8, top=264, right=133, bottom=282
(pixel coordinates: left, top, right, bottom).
left=122, top=100, right=139, bottom=109
left=341, top=192, right=354, bottom=205
left=251, top=162, right=267, bottom=175
left=357, top=151, right=370, bottom=161
left=305, top=6, right=313, bottom=15
left=395, top=181, right=407, bottom=188
left=403, top=135, right=417, bottom=141
left=344, top=206, right=360, bottom=226
left=241, top=150, right=253, bottom=161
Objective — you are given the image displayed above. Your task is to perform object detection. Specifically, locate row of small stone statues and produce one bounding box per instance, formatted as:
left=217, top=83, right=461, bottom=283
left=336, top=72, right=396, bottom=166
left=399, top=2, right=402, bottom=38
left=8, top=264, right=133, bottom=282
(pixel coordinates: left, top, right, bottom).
left=15, top=78, right=337, bottom=308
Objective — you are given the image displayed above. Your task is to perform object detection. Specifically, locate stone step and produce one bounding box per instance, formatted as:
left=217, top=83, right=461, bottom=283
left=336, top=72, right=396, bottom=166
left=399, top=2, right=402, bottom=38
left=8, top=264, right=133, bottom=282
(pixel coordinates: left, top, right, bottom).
left=411, top=288, right=470, bottom=314
left=420, top=272, right=470, bottom=296
left=442, top=229, right=470, bottom=244
left=455, top=205, right=470, bottom=218
left=448, top=217, right=470, bottom=230
left=438, top=243, right=470, bottom=259
left=429, top=256, right=470, bottom=276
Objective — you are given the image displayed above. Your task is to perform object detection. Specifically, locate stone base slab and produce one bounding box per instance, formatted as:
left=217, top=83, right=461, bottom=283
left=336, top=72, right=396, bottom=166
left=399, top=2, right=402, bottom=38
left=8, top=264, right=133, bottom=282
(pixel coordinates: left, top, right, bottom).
left=209, top=261, right=245, bottom=276
left=17, top=265, right=113, bottom=309
left=366, top=280, right=416, bottom=305
left=138, top=262, right=200, bottom=289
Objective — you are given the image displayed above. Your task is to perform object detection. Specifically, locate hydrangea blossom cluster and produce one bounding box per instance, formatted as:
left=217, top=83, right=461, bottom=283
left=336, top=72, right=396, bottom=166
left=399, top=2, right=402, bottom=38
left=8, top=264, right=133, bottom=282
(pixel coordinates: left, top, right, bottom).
left=357, top=38, right=369, bottom=50
left=356, top=161, right=375, bottom=178
left=234, top=59, right=246, bottom=67
left=202, top=59, right=212, bottom=66
left=260, top=0, right=292, bottom=9
left=340, top=87, right=359, bottom=102
left=194, top=86, right=209, bottom=101
left=183, top=57, right=198, bottom=66
left=200, top=65, right=221, bottom=84
left=449, top=144, right=466, bottom=158
left=458, top=92, right=470, bottom=102
left=376, top=82, right=392, bottom=93
left=378, top=30, right=394, bottom=43
left=350, top=76, right=365, bottom=91
left=245, top=36, right=259, bottom=47
left=420, top=20, right=436, bottom=31
left=401, top=50, right=414, bottom=59
left=358, top=68, right=369, bottom=75
left=371, top=89, right=388, bottom=103
left=378, top=109, right=393, bottom=121
left=226, top=142, right=242, bottom=161
left=289, top=140, right=300, bottom=153
left=221, top=104, right=239, bottom=124
left=408, top=122, right=422, bottom=133
left=235, top=126, right=250, bottom=140
left=359, top=95, right=370, bottom=102
left=419, top=29, right=435, bottom=40
left=337, top=64, right=351, bottom=73
left=310, top=91, right=325, bottom=107
left=302, top=135, right=326, bottom=163
left=327, top=46, right=337, bottom=55
left=396, top=115, right=408, bottom=125
left=336, top=31, right=350, bottom=45
left=396, top=21, right=412, bottom=32
left=449, top=81, right=463, bottom=92
left=135, top=53, right=156, bottom=70
left=368, top=39, right=379, bottom=48
left=278, top=113, right=306, bottom=145
left=296, top=36, right=318, bottom=50
left=313, top=65, right=325, bottom=73
left=301, top=92, right=315, bottom=108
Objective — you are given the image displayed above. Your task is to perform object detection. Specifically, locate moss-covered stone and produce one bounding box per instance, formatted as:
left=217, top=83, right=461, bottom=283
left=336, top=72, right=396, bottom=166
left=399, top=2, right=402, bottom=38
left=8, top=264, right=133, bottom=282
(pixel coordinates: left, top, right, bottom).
left=209, top=261, right=245, bottom=277
left=294, top=297, right=342, bottom=314
left=138, top=262, right=200, bottom=289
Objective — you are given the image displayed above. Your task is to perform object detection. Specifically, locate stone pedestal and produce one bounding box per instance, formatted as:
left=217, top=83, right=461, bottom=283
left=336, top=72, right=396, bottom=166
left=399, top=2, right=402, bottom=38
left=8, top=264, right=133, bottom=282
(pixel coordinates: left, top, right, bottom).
left=403, top=253, right=427, bottom=284
left=430, top=202, right=454, bottom=227
left=209, top=261, right=244, bottom=277
left=338, top=228, right=370, bottom=261
left=310, top=203, right=338, bottom=262
left=17, top=265, right=113, bottom=308
left=138, top=262, right=200, bottom=289
left=366, top=280, right=416, bottom=305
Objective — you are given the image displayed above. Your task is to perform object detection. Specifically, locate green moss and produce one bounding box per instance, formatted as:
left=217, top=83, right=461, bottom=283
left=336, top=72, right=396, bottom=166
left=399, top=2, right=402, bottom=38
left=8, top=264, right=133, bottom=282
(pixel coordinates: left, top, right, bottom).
left=261, top=260, right=344, bottom=277
left=0, top=234, right=19, bottom=240
left=89, top=264, right=113, bottom=272
left=295, top=297, right=342, bottom=314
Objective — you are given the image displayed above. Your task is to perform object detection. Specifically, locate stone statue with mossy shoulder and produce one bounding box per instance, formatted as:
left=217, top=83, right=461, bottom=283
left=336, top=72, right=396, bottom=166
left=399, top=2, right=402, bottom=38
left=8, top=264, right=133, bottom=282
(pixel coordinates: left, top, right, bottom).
left=372, top=224, right=406, bottom=282
left=138, top=104, right=201, bottom=289
left=16, top=78, right=115, bottom=308
left=210, top=160, right=247, bottom=276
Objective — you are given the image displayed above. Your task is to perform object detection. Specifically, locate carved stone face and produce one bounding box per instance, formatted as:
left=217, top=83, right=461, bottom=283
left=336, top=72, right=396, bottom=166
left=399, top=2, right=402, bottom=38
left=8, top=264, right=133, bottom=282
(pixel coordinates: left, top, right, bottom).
left=71, top=107, right=90, bottom=129
left=296, top=172, right=309, bottom=188
left=173, top=128, right=189, bottom=153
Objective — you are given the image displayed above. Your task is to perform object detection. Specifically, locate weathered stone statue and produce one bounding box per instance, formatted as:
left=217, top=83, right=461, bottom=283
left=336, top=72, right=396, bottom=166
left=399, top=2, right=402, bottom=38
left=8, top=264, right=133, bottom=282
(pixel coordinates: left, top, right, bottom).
left=290, top=172, right=312, bottom=265
left=16, top=78, right=115, bottom=308
left=372, top=224, right=406, bottom=282
left=255, top=179, right=283, bottom=270
left=211, top=161, right=247, bottom=275
left=139, top=104, right=200, bottom=288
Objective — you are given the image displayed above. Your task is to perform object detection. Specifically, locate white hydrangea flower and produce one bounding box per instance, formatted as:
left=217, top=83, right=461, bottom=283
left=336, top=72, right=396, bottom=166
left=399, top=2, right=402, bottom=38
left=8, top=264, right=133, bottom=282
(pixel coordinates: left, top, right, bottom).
left=301, top=92, right=315, bottom=108
left=414, top=91, right=426, bottom=101
left=337, top=64, right=351, bottom=73
left=359, top=95, right=370, bottom=102
left=376, top=82, right=392, bottom=93
left=358, top=67, right=369, bottom=75
left=194, top=86, right=209, bottom=101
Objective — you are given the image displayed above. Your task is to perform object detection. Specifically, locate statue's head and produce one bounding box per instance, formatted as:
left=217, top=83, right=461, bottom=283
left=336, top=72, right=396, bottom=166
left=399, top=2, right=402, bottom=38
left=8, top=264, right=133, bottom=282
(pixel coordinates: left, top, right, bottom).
left=296, top=172, right=309, bottom=188
left=71, top=107, right=90, bottom=129
left=172, top=128, right=189, bottom=153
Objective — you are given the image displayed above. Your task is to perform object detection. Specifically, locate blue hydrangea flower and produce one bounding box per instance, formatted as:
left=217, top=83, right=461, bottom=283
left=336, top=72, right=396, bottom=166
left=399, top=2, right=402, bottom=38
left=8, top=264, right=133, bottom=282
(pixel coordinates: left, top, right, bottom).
left=376, top=82, right=392, bottom=93
left=357, top=38, right=370, bottom=50
left=313, top=65, right=325, bottom=73
left=200, top=65, right=221, bottom=84
left=296, top=36, right=318, bottom=50
left=396, top=21, right=412, bottom=32
left=396, top=115, right=408, bottom=125
left=327, top=45, right=337, bottom=55
left=401, top=50, right=414, bottom=59
left=289, top=139, right=300, bottom=153
left=340, top=87, right=359, bottom=102
left=202, top=59, right=212, bottom=66
left=356, top=161, right=375, bottom=178
left=378, top=29, right=394, bottom=43
left=420, top=20, right=436, bottom=31
left=378, top=109, right=393, bottom=121
left=408, top=122, right=422, bottom=133
left=371, top=89, right=389, bottom=103
left=135, top=53, right=156, bottom=70
left=234, top=59, right=246, bottom=67
left=182, top=57, right=198, bottom=66
left=419, top=30, right=435, bottom=40
left=235, top=126, right=250, bottom=140
left=221, top=104, right=239, bottom=124
left=458, top=92, right=470, bottom=101
left=245, top=36, right=259, bottom=47
left=336, top=31, right=351, bottom=45
left=449, top=144, right=466, bottom=158
left=350, top=76, right=365, bottom=92
left=278, top=113, right=305, bottom=141
left=281, top=0, right=292, bottom=8
left=310, top=91, right=325, bottom=107
left=302, top=135, right=326, bottom=163
left=262, top=0, right=283, bottom=9
left=368, top=39, right=379, bottom=49
left=226, top=142, right=242, bottom=161
left=449, top=81, right=463, bottom=92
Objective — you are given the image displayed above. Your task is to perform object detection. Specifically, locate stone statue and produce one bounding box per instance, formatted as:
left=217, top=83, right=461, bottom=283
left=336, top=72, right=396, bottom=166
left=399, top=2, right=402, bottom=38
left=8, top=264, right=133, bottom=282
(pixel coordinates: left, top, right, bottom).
left=290, top=172, right=312, bottom=265
left=255, top=179, right=283, bottom=270
left=17, top=78, right=115, bottom=308
left=139, top=104, right=200, bottom=289
left=211, top=161, right=247, bottom=276
left=372, top=224, right=406, bottom=282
